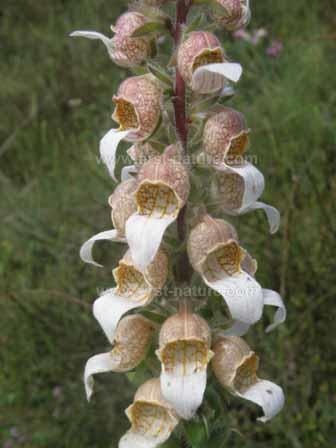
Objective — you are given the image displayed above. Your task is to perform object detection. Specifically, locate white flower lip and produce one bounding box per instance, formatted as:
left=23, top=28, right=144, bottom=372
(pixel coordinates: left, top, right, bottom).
left=237, top=379, right=285, bottom=422
left=192, top=62, right=243, bottom=94
left=80, top=229, right=126, bottom=267
left=197, top=236, right=286, bottom=335
left=215, top=161, right=280, bottom=234
left=157, top=343, right=213, bottom=420
left=126, top=212, right=176, bottom=272
left=100, top=128, right=135, bottom=181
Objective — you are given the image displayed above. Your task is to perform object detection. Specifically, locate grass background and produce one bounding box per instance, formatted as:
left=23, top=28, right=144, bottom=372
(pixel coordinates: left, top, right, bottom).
left=0, top=0, right=335, bottom=447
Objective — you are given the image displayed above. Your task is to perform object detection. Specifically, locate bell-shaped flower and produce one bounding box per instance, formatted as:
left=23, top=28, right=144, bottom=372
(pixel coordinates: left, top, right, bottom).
left=187, top=215, right=286, bottom=335
left=126, top=149, right=190, bottom=271
left=156, top=306, right=214, bottom=419
left=100, top=75, right=163, bottom=180
left=119, top=378, right=179, bottom=448
left=84, top=314, right=154, bottom=400
left=203, top=107, right=280, bottom=233
left=177, top=31, right=242, bottom=94
left=70, top=12, right=153, bottom=68
left=93, top=248, right=168, bottom=344
left=80, top=179, right=137, bottom=267
left=212, top=335, right=285, bottom=422
left=211, top=0, right=251, bottom=31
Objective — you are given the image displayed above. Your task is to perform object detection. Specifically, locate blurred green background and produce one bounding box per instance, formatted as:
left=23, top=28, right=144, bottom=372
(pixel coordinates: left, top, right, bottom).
left=1, top=0, right=335, bottom=447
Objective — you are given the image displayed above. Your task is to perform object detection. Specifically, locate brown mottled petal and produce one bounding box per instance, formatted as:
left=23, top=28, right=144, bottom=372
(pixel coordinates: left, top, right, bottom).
left=120, top=378, right=179, bottom=448
left=188, top=215, right=264, bottom=326
left=213, top=0, right=251, bottom=31
left=212, top=335, right=255, bottom=389
left=71, top=12, right=152, bottom=68
left=212, top=335, right=285, bottom=422
left=187, top=215, right=238, bottom=274
left=214, top=162, right=280, bottom=234
left=127, top=142, right=160, bottom=170
left=126, top=154, right=190, bottom=271
left=112, top=75, right=163, bottom=142
left=84, top=315, right=154, bottom=400
left=177, top=31, right=225, bottom=87
left=93, top=249, right=167, bottom=344
left=203, top=107, right=249, bottom=166
left=79, top=180, right=137, bottom=267
left=109, top=179, right=138, bottom=236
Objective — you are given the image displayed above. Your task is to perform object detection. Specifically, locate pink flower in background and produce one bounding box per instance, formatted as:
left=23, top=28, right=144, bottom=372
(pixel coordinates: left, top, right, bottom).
left=233, top=28, right=250, bottom=40
left=267, top=40, right=283, bottom=57
left=233, top=28, right=268, bottom=45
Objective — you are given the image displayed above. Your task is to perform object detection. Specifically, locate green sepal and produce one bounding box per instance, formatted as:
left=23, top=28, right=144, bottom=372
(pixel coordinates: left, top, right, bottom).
left=184, top=420, right=208, bottom=448
left=186, top=13, right=205, bottom=34
left=147, top=61, right=174, bottom=87
left=132, top=21, right=169, bottom=37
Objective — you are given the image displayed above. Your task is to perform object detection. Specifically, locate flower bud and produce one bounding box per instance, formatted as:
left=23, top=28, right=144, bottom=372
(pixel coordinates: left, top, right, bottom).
left=156, top=306, right=213, bottom=419
left=212, top=335, right=285, bottom=422
left=108, top=179, right=137, bottom=237
left=120, top=378, right=179, bottom=448
left=112, top=75, right=163, bottom=142
left=126, top=153, right=190, bottom=271
left=84, top=315, right=154, bottom=400
left=71, top=12, right=152, bottom=68
left=177, top=31, right=225, bottom=88
left=111, top=315, right=155, bottom=371
left=212, top=0, right=251, bottom=31
left=203, top=107, right=249, bottom=166
left=127, top=142, right=160, bottom=170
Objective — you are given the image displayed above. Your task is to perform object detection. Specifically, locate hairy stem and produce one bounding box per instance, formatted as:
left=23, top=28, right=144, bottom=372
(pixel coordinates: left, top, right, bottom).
left=174, top=0, right=192, bottom=284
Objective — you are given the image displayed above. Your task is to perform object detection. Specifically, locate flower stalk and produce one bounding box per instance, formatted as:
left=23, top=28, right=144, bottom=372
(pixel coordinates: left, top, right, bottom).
left=72, top=0, right=287, bottom=446
left=174, top=0, right=191, bottom=281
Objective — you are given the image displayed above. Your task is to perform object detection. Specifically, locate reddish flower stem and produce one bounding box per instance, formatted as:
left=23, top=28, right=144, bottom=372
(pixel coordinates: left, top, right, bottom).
left=174, top=0, right=192, bottom=284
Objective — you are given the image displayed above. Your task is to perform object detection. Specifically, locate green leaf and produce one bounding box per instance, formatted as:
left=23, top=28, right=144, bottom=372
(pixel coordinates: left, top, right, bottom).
left=132, top=21, right=168, bottom=37
left=140, top=310, right=166, bottom=324
left=147, top=61, right=173, bottom=87
left=184, top=421, right=208, bottom=448
left=186, top=14, right=205, bottom=34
